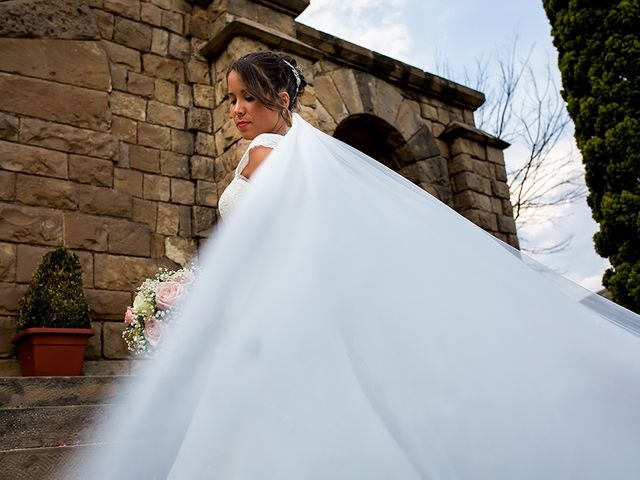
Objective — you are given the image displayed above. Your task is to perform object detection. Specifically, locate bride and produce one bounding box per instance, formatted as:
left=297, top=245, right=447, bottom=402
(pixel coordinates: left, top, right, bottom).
left=69, top=51, right=640, bottom=479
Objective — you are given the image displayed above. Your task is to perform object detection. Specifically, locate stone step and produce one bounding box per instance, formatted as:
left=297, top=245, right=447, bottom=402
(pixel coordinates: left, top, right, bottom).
left=0, top=404, right=114, bottom=450
left=0, top=375, right=134, bottom=408
left=0, top=443, right=98, bottom=480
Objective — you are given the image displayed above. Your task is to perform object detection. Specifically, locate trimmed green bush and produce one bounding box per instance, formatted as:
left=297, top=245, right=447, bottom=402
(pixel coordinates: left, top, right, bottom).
left=543, top=0, right=640, bottom=313
left=18, top=248, right=92, bottom=330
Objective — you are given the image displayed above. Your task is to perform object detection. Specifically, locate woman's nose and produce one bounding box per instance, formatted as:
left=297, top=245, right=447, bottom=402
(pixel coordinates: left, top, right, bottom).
left=233, top=101, right=245, bottom=116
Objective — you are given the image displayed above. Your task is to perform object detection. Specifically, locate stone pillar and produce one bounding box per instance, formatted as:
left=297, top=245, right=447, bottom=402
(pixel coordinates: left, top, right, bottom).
left=440, top=122, right=519, bottom=248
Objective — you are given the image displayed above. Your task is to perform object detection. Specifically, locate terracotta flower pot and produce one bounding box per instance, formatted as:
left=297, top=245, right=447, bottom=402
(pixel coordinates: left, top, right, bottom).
left=11, top=327, right=94, bottom=376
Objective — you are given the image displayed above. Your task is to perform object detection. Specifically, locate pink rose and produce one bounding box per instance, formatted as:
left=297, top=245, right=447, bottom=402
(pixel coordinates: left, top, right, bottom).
left=144, top=319, right=166, bottom=347
left=155, top=281, right=184, bottom=310
left=124, top=307, right=135, bottom=325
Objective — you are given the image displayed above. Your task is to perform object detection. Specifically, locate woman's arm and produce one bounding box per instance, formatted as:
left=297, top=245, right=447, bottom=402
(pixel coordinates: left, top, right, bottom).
left=241, top=146, right=273, bottom=179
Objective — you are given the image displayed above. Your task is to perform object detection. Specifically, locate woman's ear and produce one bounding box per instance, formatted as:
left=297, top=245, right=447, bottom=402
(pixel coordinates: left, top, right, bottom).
left=280, top=91, right=291, bottom=110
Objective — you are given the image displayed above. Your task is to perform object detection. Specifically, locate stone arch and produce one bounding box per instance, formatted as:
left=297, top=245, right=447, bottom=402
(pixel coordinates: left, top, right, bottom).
left=333, top=113, right=453, bottom=204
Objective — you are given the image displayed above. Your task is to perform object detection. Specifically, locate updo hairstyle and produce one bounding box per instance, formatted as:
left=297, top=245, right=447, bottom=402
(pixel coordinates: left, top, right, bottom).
left=227, top=51, right=307, bottom=125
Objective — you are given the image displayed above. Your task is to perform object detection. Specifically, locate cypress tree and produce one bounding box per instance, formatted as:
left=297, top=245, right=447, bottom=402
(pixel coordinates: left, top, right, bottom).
left=543, top=0, right=640, bottom=312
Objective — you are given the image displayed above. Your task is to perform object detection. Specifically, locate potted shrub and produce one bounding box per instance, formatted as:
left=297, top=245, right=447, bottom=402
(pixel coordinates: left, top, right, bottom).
left=11, top=248, right=94, bottom=376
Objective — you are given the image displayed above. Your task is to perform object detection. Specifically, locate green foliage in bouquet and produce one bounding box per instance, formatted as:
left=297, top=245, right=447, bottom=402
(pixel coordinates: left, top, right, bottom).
left=18, top=248, right=91, bottom=330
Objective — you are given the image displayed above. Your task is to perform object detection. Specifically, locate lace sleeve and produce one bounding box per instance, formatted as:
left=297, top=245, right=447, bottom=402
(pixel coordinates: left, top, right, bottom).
left=235, top=133, right=284, bottom=176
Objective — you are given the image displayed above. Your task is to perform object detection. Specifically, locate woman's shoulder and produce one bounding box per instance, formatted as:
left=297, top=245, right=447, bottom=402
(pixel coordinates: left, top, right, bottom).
left=249, top=133, right=284, bottom=150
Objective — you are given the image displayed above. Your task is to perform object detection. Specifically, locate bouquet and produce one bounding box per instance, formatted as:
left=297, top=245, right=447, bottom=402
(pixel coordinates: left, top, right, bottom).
left=122, top=266, right=196, bottom=357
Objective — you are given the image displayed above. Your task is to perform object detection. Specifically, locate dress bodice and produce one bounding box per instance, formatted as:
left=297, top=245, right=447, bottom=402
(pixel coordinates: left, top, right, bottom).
left=218, top=133, right=284, bottom=220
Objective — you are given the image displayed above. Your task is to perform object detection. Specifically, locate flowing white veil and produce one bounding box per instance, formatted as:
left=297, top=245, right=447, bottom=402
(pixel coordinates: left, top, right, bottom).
left=67, top=114, right=640, bottom=479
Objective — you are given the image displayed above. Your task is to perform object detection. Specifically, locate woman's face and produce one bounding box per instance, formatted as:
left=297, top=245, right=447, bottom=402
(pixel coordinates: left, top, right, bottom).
left=227, top=69, right=287, bottom=140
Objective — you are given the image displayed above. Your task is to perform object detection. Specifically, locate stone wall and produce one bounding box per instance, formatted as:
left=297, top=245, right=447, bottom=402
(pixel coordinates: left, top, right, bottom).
left=0, top=0, right=518, bottom=375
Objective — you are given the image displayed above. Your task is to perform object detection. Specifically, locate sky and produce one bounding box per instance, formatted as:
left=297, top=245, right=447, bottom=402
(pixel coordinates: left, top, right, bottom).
left=297, top=0, right=610, bottom=292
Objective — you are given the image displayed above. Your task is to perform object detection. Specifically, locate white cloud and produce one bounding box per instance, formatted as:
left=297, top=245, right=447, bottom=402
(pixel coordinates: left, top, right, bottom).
left=297, top=0, right=413, bottom=62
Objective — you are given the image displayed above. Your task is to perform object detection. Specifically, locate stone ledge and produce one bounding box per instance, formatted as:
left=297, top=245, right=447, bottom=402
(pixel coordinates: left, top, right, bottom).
left=440, top=121, right=510, bottom=150
left=200, top=15, right=323, bottom=63
left=295, top=23, right=486, bottom=110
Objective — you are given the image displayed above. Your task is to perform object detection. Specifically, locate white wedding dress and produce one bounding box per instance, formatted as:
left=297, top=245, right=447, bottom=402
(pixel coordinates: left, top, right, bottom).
left=68, top=114, right=640, bottom=479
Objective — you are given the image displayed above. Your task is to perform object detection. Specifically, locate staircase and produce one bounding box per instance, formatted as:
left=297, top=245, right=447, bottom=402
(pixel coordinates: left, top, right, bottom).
left=0, top=376, right=134, bottom=480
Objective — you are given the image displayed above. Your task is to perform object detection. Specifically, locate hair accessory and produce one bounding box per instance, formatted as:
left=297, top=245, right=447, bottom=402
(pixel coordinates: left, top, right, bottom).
left=281, top=58, right=301, bottom=88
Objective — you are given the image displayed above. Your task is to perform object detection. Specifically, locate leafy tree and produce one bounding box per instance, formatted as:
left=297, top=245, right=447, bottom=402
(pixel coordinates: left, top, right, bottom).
left=543, top=0, right=640, bottom=312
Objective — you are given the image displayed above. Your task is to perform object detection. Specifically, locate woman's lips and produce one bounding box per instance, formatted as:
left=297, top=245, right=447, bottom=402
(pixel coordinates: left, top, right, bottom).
left=236, top=121, right=250, bottom=129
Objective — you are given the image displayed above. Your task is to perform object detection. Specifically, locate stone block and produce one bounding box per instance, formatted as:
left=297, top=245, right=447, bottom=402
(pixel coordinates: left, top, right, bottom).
left=420, top=103, right=438, bottom=120
left=16, top=175, right=77, bottom=210
left=165, top=236, right=196, bottom=267
left=450, top=137, right=485, bottom=159
left=94, top=254, right=163, bottom=291
left=498, top=215, right=517, bottom=235
left=129, top=145, right=160, bottom=173
left=0, top=171, right=15, bottom=201
left=156, top=202, right=179, bottom=235
left=0, top=140, right=67, bottom=179
left=103, top=321, right=130, bottom=359
left=186, top=60, right=210, bottom=84
left=114, top=168, right=143, bottom=197
left=193, top=84, right=214, bottom=109
left=112, top=115, right=137, bottom=143
left=104, top=0, right=141, bottom=20
left=169, top=33, right=190, bottom=60
left=150, top=233, right=165, bottom=258
left=160, top=151, right=189, bottom=178
left=0, top=112, right=19, bottom=141
left=147, top=101, right=185, bottom=129
left=94, top=9, right=115, bottom=39
left=453, top=190, right=492, bottom=212
left=78, top=185, right=133, bottom=218
left=151, top=28, right=169, bottom=55
left=15, top=244, right=47, bottom=283
left=143, top=174, right=170, bottom=201
left=150, top=0, right=173, bottom=9
left=161, top=11, right=184, bottom=34
left=103, top=40, right=141, bottom=71
left=143, top=54, right=184, bottom=82
left=132, top=198, right=157, bottom=228
left=195, top=132, right=216, bottom=156
left=0, top=282, right=26, bottom=315
left=192, top=206, right=215, bottom=237
left=177, top=84, right=192, bottom=108
left=84, top=322, right=102, bottom=360
left=315, top=75, right=348, bottom=124
left=0, top=243, right=16, bottom=282
left=108, top=219, right=151, bottom=257
left=171, top=178, right=195, bottom=205
left=69, top=155, right=113, bottom=187
left=395, top=99, right=423, bottom=141
left=187, top=108, right=212, bottom=133
left=114, top=17, right=152, bottom=52
left=127, top=72, right=155, bottom=97
left=0, top=73, right=110, bottom=131
left=171, top=129, right=194, bottom=155
left=137, top=122, right=171, bottom=149
left=453, top=172, right=492, bottom=196
left=85, top=360, right=131, bottom=375
left=502, top=199, right=514, bottom=217
left=0, top=39, right=111, bottom=90
left=178, top=205, right=191, bottom=237
left=494, top=163, right=508, bottom=182
left=190, top=155, right=214, bottom=180
left=154, top=79, right=176, bottom=103
left=462, top=209, right=498, bottom=232
left=196, top=180, right=218, bottom=207
left=0, top=359, right=21, bottom=376
left=141, top=3, right=163, bottom=26
left=328, top=69, right=363, bottom=114
left=64, top=212, right=109, bottom=251
left=486, top=146, right=505, bottom=166
left=111, top=91, right=146, bottom=121
left=491, top=179, right=511, bottom=199
left=0, top=0, right=100, bottom=40
left=110, top=64, right=128, bottom=90
left=189, top=11, right=209, bottom=39
left=0, top=317, right=17, bottom=357
left=117, top=142, right=130, bottom=168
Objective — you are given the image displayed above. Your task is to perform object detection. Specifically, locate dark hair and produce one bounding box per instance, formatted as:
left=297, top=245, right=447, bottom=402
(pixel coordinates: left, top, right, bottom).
left=227, top=51, right=307, bottom=125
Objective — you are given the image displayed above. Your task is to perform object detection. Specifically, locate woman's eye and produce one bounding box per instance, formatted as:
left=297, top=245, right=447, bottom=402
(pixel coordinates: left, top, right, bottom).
left=245, top=96, right=255, bottom=102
